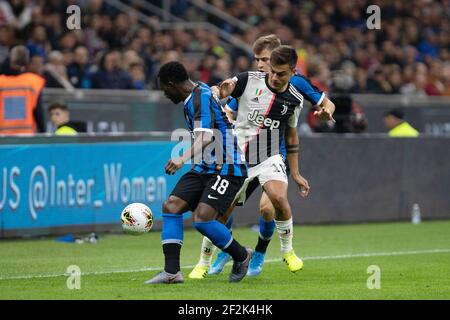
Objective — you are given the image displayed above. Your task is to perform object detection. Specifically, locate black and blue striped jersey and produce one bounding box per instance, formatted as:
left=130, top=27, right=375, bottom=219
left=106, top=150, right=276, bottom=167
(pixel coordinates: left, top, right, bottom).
left=183, top=82, right=247, bottom=177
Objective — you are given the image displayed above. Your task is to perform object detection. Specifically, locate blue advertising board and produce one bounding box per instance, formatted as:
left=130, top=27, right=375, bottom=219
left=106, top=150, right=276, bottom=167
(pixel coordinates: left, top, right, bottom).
left=0, top=141, right=189, bottom=236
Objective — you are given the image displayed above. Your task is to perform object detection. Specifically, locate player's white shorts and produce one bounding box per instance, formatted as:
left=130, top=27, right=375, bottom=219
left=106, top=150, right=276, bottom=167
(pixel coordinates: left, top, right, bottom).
left=234, top=154, right=288, bottom=205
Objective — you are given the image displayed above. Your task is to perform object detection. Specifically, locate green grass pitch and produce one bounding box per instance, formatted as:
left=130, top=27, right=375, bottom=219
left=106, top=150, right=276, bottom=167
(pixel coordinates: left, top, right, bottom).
left=1, top=220, right=450, bottom=300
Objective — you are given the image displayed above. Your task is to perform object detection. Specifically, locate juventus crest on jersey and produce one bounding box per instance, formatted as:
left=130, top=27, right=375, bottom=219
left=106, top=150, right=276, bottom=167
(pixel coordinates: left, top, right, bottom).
left=229, top=71, right=304, bottom=166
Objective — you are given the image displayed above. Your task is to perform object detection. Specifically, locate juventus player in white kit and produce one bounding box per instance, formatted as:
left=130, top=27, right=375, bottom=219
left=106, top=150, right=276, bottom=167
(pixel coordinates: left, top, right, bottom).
left=190, top=44, right=335, bottom=278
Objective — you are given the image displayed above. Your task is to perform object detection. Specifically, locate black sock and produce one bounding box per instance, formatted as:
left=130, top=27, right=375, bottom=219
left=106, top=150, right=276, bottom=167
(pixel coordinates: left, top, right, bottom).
left=255, top=236, right=271, bottom=254
left=163, top=243, right=181, bottom=274
left=222, top=239, right=247, bottom=262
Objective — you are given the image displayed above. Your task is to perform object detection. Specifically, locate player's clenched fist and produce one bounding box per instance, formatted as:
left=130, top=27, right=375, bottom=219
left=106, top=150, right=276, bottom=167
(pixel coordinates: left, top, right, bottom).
left=219, top=78, right=237, bottom=98
left=293, top=174, right=310, bottom=198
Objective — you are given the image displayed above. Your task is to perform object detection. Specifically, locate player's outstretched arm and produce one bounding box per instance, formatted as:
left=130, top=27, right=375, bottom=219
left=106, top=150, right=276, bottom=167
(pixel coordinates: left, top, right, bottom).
left=211, top=85, right=236, bottom=124
left=285, top=127, right=310, bottom=198
left=313, top=97, right=336, bottom=123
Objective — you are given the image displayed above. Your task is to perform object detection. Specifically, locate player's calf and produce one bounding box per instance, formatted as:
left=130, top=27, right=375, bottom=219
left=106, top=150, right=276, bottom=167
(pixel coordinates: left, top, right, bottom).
left=193, top=219, right=250, bottom=282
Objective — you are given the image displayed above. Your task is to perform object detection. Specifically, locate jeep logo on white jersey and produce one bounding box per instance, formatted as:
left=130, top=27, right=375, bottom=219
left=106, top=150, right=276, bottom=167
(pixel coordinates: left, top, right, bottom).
left=247, top=110, right=280, bottom=129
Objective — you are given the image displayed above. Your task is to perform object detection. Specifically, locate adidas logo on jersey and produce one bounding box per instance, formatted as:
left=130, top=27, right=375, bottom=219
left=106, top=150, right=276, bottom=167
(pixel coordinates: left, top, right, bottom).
left=247, top=110, right=280, bottom=129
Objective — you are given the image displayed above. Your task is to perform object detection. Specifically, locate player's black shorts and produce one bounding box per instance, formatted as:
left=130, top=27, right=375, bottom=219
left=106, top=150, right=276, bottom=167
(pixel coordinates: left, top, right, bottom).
left=170, top=170, right=246, bottom=216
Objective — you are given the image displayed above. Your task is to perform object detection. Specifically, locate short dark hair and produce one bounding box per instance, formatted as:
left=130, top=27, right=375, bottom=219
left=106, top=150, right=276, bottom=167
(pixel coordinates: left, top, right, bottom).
left=384, top=108, right=404, bottom=119
left=48, top=102, right=69, bottom=113
left=10, top=45, right=30, bottom=68
left=158, top=61, right=189, bottom=84
left=270, top=45, right=298, bottom=70
left=252, top=34, right=281, bottom=54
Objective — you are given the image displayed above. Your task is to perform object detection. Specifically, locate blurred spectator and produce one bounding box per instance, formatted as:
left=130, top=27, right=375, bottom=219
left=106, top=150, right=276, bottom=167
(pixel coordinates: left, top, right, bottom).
left=443, top=64, right=450, bottom=96
left=129, top=62, right=146, bottom=90
left=418, top=29, right=440, bottom=59
left=61, top=49, right=73, bottom=67
left=0, top=25, right=14, bottom=63
left=383, top=109, right=419, bottom=137
left=123, top=49, right=142, bottom=70
left=27, top=54, right=44, bottom=74
left=210, top=57, right=231, bottom=85
left=0, top=45, right=45, bottom=134
left=91, top=50, right=133, bottom=89
left=26, top=25, right=48, bottom=58
left=198, top=54, right=216, bottom=84
left=48, top=102, right=86, bottom=135
left=0, top=0, right=34, bottom=30
left=385, top=64, right=403, bottom=94
left=400, top=63, right=428, bottom=96
left=43, top=50, right=74, bottom=91
left=59, top=32, right=78, bottom=52
left=234, top=55, right=251, bottom=74
left=0, top=0, right=447, bottom=94
left=309, top=59, right=331, bottom=92
left=426, top=60, right=446, bottom=95
left=308, top=72, right=367, bottom=133
left=67, top=46, right=95, bottom=88
left=366, top=66, right=392, bottom=94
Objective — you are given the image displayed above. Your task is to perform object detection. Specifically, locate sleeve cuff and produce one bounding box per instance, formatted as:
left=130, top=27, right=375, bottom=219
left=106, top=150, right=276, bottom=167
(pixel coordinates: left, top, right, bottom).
left=314, top=93, right=326, bottom=106
left=225, top=105, right=236, bottom=112
left=193, top=128, right=214, bottom=134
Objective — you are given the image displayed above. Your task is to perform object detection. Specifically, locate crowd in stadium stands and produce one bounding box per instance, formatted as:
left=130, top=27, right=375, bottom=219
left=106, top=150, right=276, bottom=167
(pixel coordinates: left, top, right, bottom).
left=0, top=0, right=448, bottom=96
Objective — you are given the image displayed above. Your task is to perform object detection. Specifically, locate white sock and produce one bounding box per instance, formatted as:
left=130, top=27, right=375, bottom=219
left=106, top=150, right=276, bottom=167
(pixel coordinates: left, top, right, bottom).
left=275, top=218, right=293, bottom=254
left=198, top=236, right=216, bottom=266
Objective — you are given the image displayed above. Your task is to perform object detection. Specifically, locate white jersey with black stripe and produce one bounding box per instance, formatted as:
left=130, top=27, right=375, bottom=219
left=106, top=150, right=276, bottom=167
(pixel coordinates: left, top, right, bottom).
left=229, top=71, right=304, bottom=166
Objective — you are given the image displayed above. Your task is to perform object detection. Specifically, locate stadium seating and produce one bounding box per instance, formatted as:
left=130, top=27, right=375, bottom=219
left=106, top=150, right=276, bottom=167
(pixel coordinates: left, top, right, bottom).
left=0, top=0, right=447, bottom=95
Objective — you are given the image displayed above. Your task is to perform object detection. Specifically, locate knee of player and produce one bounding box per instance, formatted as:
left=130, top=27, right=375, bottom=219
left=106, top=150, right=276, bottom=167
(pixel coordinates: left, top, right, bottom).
left=193, top=211, right=211, bottom=223
left=193, top=204, right=216, bottom=222
left=270, top=194, right=289, bottom=210
left=163, top=196, right=182, bottom=213
left=260, top=203, right=275, bottom=220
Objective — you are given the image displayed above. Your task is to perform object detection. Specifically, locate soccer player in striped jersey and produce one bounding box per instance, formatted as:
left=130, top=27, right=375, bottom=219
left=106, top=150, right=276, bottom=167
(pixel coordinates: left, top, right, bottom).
left=145, top=61, right=251, bottom=284
left=189, top=38, right=335, bottom=279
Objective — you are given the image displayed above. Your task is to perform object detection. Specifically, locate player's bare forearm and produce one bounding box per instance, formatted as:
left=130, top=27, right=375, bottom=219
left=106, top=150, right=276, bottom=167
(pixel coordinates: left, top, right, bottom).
left=181, top=131, right=213, bottom=163
left=165, top=131, right=213, bottom=174
left=285, top=127, right=300, bottom=177
left=285, top=127, right=310, bottom=197
left=321, top=97, right=335, bottom=115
